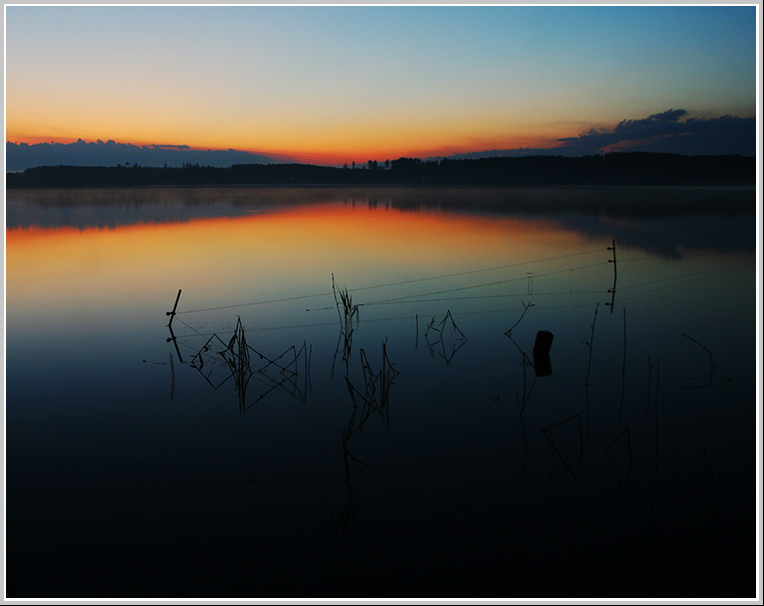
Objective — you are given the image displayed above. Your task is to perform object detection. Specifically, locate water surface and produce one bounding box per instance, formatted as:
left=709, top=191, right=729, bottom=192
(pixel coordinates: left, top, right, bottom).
left=5, top=186, right=757, bottom=598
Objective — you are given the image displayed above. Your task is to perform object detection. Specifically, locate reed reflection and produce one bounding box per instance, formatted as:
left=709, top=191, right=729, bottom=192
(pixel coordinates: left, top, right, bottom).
left=336, top=341, right=400, bottom=543
left=6, top=185, right=755, bottom=597
left=183, top=315, right=312, bottom=413
left=423, top=310, right=468, bottom=365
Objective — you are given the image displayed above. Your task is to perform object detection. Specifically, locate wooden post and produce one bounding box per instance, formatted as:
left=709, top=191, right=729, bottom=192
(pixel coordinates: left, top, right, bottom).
left=166, top=289, right=182, bottom=327
left=533, top=330, right=553, bottom=377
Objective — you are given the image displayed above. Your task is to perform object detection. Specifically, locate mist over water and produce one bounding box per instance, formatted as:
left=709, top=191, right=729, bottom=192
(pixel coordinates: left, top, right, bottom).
left=5, top=186, right=757, bottom=598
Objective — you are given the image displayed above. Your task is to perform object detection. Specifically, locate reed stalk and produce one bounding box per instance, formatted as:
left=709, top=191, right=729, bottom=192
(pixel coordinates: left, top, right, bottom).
left=584, top=302, right=599, bottom=446
left=541, top=414, right=583, bottom=479
left=504, top=300, right=535, bottom=337
left=618, top=307, right=627, bottom=426
left=682, top=333, right=714, bottom=388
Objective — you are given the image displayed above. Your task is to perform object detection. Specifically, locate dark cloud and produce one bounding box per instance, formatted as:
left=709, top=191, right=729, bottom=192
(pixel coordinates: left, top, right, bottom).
left=557, top=109, right=755, bottom=156
left=434, top=110, right=756, bottom=161
left=5, top=139, right=288, bottom=171
left=646, top=109, right=687, bottom=122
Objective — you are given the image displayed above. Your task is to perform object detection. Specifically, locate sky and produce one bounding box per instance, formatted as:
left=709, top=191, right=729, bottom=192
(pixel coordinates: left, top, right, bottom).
left=4, top=4, right=758, bottom=166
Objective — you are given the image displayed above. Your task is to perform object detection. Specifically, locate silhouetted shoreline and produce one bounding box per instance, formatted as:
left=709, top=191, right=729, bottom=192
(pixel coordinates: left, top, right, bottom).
left=5, top=152, right=754, bottom=188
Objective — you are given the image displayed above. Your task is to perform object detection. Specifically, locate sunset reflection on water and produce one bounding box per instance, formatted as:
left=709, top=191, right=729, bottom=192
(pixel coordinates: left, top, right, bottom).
left=6, top=200, right=592, bottom=330
left=5, top=187, right=757, bottom=598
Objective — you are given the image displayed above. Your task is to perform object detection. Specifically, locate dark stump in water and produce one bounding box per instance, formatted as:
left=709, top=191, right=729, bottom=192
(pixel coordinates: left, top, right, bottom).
left=533, top=330, right=553, bottom=377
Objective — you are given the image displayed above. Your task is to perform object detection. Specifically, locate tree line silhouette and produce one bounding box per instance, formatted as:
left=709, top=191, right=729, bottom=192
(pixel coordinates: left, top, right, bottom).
left=6, top=152, right=754, bottom=188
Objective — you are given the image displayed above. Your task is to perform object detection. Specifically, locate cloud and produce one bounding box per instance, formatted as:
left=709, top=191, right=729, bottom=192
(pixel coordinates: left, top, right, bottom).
left=434, top=110, right=756, bottom=161
left=646, top=109, right=687, bottom=122
left=5, top=139, right=289, bottom=171
left=557, top=109, right=755, bottom=156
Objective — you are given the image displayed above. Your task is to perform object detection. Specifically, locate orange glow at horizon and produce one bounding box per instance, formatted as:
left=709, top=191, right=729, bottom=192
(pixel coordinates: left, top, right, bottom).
left=5, top=132, right=563, bottom=166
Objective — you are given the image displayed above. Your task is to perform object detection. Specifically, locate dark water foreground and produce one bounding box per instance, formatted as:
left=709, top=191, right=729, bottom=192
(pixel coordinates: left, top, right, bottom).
left=5, top=186, right=758, bottom=598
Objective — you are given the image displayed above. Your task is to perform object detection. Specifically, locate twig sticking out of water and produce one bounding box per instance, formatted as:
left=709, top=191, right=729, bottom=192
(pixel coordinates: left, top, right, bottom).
left=166, top=314, right=185, bottom=363
left=504, top=300, right=535, bottom=338
left=332, top=274, right=360, bottom=376
left=583, top=303, right=599, bottom=445
left=619, top=307, right=627, bottom=426
left=681, top=333, right=714, bottom=388
left=584, top=302, right=599, bottom=389
left=190, top=333, right=233, bottom=389
left=306, top=343, right=313, bottom=394
left=512, top=393, right=529, bottom=496
left=338, top=341, right=400, bottom=542
left=166, top=288, right=182, bottom=328
left=506, top=333, right=536, bottom=415
left=332, top=274, right=359, bottom=330
left=339, top=287, right=359, bottom=328
left=248, top=341, right=313, bottom=408
left=541, top=414, right=583, bottom=479
left=336, top=458, right=373, bottom=546
left=378, top=340, right=397, bottom=426
left=424, top=310, right=468, bottom=365
left=606, top=241, right=617, bottom=313
left=189, top=320, right=312, bottom=411
left=219, top=316, right=253, bottom=413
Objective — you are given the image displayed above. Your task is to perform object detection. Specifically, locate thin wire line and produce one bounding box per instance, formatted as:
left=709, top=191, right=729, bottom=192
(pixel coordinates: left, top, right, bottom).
left=170, top=265, right=750, bottom=338
left=616, top=263, right=751, bottom=292
left=172, top=296, right=609, bottom=338
left=173, top=247, right=606, bottom=315
left=617, top=250, right=752, bottom=263
left=175, top=291, right=334, bottom=315
left=349, top=247, right=604, bottom=292
left=358, top=260, right=608, bottom=306
left=355, top=289, right=605, bottom=306
left=616, top=268, right=751, bottom=303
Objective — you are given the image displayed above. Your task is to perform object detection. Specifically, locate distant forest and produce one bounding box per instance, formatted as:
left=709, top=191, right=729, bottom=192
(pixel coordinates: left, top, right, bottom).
left=5, top=153, right=754, bottom=188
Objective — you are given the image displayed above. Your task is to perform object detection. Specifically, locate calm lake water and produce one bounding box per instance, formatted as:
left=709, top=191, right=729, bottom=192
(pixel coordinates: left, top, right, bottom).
left=5, top=186, right=758, bottom=598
